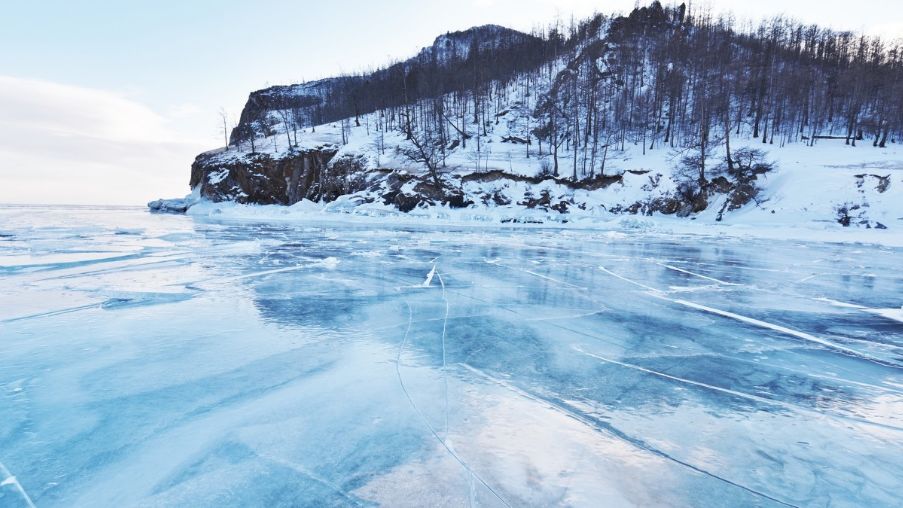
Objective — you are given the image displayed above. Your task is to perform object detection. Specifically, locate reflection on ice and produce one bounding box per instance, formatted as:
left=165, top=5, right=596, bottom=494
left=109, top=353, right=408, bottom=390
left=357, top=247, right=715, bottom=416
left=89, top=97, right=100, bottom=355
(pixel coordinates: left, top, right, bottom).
left=0, top=205, right=901, bottom=507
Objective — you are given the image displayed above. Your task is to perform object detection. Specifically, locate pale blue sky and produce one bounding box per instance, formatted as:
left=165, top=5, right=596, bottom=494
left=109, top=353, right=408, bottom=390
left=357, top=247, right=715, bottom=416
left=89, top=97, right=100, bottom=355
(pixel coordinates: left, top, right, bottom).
left=1, top=0, right=900, bottom=204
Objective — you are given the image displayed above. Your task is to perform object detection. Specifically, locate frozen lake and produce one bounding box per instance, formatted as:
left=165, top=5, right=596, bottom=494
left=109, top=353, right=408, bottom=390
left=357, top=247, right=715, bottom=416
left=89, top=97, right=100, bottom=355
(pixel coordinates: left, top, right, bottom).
left=1, top=205, right=902, bottom=507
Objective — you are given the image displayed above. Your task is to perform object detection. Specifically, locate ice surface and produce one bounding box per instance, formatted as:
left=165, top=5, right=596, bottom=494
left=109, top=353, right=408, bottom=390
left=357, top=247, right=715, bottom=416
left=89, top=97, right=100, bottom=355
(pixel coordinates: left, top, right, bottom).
left=1, top=205, right=902, bottom=507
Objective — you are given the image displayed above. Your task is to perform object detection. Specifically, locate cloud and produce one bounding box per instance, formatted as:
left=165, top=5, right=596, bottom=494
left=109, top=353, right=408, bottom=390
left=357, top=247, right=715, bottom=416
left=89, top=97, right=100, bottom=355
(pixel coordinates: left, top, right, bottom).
left=0, top=76, right=209, bottom=205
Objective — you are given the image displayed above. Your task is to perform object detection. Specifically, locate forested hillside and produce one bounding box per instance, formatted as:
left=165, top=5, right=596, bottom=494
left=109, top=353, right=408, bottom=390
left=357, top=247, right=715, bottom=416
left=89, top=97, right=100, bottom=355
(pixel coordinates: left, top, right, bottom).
left=231, top=2, right=902, bottom=172
left=166, top=1, right=901, bottom=228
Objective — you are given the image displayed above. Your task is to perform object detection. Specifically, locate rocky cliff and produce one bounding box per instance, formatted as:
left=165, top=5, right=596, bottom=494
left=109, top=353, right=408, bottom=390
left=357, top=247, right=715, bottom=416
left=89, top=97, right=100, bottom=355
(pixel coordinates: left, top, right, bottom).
left=189, top=146, right=342, bottom=205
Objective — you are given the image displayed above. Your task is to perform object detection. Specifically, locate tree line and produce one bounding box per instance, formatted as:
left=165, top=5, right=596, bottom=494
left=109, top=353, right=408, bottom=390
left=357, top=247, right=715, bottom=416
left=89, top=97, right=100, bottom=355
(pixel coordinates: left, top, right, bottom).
left=227, top=2, right=903, bottom=186
left=533, top=1, right=903, bottom=184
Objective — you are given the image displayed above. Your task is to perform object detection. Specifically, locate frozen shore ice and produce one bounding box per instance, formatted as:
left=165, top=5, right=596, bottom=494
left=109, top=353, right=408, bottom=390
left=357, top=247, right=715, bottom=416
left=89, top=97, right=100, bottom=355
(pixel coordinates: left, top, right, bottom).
left=1, top=205, right=901, bottom=507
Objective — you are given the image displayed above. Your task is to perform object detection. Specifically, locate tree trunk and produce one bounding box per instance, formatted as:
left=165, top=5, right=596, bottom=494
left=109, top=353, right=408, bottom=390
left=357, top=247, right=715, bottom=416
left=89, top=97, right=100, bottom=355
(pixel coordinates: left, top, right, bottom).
left=724, top=107, right=734, bottom=171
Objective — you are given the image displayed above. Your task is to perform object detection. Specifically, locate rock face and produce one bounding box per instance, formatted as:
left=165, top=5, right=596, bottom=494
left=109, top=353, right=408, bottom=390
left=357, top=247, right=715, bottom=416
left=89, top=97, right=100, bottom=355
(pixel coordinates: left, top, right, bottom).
left=190, top=147, right=344, bottom=205
left=184, top=146, right=765, bottom=219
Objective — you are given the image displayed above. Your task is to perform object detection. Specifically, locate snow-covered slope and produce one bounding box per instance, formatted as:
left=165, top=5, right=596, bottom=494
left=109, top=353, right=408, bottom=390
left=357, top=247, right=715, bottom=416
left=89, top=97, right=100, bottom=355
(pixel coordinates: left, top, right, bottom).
left=156, top=5, right=902, bottom=244
left=181, top=86, right=902, bottom=232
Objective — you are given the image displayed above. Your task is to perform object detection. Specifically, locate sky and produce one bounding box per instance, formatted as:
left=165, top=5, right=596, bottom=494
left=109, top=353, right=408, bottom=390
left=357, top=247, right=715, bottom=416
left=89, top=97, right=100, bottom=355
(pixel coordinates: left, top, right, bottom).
left=1, top=0, right=900, bottom=205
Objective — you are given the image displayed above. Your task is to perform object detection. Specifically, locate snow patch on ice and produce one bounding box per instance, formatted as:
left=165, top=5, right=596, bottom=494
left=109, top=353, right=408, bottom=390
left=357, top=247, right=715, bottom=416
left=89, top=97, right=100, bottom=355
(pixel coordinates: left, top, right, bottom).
left=318, top=257, right=340, bottom=270
left=422, top=264, right=437, bottom=287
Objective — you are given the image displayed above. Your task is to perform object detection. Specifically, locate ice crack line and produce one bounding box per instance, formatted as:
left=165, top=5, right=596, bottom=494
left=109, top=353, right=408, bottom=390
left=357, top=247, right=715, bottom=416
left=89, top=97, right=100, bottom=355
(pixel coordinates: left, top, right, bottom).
left=436, top=269, right=450, bottom=440
left=670, top=298, right=891, bottom=365
left=420, top=260, right=450, bottom=437
left=394, top=301, right=510, bottom=507
left=657, top=262, right=739, bottom=286
left=598, top=265, right=896, bottom=369
left=259, top=454, right=363, bottom=507
left=441, top=273, right=902, bottom=431
left=0, top=462, right=36, bottom=508
left=487, top=261, right=587, bottom=290
left=572, top=346, right=903, bottom=432
left=458, top=363, right=799, bottom=508
left=2, top=302, right=103, bottom=324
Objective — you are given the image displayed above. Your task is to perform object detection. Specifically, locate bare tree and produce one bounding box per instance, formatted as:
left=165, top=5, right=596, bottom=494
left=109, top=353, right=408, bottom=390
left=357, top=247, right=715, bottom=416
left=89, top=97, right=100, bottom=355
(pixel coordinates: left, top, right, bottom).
left=276, top=109, right=294, bottom=150
left=218, top=108, right=230, bottom=149
left=399, top=112, right=441, bottom=186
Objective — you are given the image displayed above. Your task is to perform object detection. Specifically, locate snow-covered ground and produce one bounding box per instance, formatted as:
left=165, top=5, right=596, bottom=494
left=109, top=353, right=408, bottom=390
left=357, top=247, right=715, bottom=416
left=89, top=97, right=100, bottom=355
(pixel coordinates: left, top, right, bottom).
left=186, top=18, right=902, bottom=235
left=1, top=205, right=902, bottom=506
left=194, top=90, right=903, bottom=237
left=184, top=141, right=903, bottom=246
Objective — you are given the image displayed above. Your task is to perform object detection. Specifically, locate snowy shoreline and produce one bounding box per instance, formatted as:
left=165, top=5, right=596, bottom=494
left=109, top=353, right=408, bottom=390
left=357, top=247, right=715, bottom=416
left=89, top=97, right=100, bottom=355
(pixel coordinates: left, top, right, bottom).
left=180, top=198, right=903, bottom=248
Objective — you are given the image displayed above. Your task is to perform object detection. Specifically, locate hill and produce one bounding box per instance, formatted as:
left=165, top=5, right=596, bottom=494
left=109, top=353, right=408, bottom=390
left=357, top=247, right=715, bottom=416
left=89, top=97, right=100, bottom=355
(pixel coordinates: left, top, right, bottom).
left=152, top=2, right=903, bottom=232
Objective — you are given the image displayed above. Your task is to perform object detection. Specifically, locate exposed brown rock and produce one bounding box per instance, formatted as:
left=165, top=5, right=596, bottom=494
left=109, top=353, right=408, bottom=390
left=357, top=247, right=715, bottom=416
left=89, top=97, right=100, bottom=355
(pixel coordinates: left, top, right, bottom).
left=190, top=147, right=343, bottom=204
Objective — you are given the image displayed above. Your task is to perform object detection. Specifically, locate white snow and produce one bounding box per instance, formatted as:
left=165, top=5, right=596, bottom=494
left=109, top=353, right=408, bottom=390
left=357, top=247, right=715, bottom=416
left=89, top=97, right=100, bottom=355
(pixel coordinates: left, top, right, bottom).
left=207, top=169, right=230, bottom=185
left=185, top=198, right=903, bottom=248
left=422, top=264, right=437, bottom=287
left=187, top=75, right=902, bottom=245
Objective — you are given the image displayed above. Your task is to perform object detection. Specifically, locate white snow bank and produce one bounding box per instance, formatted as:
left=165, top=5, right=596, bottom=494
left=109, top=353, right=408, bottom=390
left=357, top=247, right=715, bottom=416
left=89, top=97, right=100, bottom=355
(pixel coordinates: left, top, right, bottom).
left=184, top=198, right=903, bottom=248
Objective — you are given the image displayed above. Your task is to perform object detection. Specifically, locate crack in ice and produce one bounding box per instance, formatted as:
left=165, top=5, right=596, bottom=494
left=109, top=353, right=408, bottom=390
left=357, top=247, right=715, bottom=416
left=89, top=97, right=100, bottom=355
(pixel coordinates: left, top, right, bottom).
left=394, top=300, right=510, bottom=507
left=458, top=363, right=800, bottom=508
left=670, top=297, right=896, bottom=368
left=572, top=346, right=903, bottom=432
left=598, top=265, right=898, bottom=369
left=657, top=262, right=740, bottom=286
left=488, top=260, right=588, bottom=290
left=441, top=270, right=903, bottom=432
left=436, top=269, right=450, bottom=440
left=259, top=454, right=364, bottom=506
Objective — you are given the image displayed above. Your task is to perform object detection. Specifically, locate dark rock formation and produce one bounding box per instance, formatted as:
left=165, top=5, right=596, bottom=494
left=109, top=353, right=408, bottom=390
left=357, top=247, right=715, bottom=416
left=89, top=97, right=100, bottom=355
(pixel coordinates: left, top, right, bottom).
left=377, top=171, right=473, bottom=212
left=176, top=143, right=769, bottom=220
left=190, top=146, right=352, bottom=204
left=461, top=170, right=622, bottom=190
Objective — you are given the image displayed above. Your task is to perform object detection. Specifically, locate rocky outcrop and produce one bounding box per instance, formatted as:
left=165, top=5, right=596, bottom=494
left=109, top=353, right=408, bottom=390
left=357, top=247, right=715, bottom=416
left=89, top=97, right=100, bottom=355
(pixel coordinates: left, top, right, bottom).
left=461, top=169, right=623, bottom=190
left=190, top=146, right=353, bottom=204
left=164, top=143, right=770, bottom=221
left=376, top=172, right=473, bottom=212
